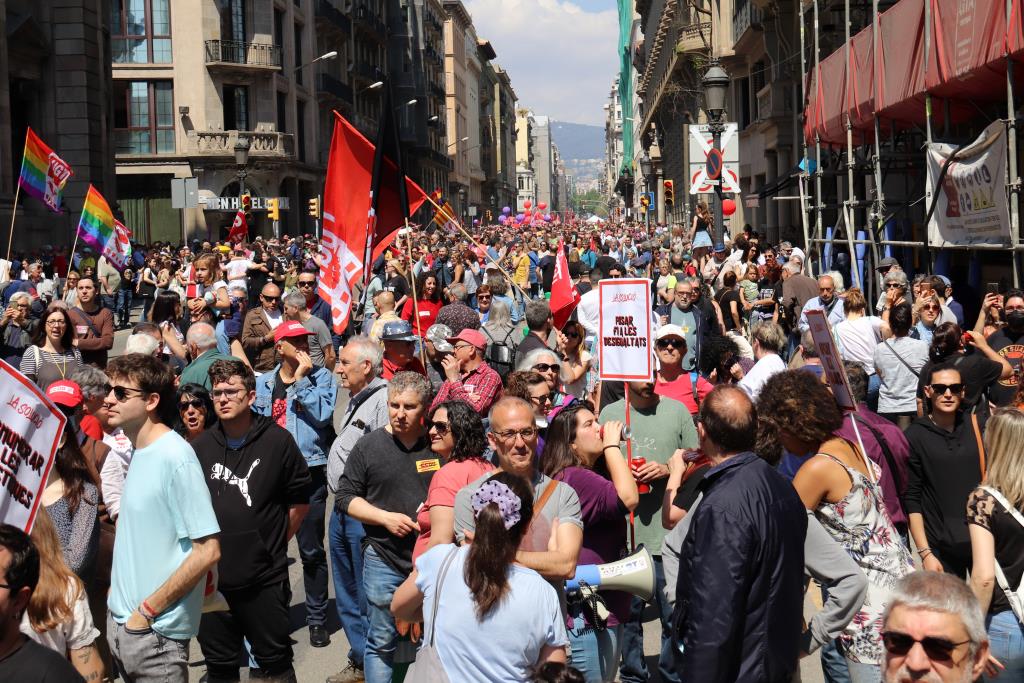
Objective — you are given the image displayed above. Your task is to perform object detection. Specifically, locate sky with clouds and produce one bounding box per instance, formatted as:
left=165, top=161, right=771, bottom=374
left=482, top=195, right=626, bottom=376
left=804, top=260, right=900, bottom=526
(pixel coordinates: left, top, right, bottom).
left=465, top=0, right=620, bottom=126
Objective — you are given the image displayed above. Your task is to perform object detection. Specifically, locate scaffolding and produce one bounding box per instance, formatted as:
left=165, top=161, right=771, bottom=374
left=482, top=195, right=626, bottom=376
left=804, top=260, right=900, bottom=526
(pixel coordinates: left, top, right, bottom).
left=799, top=0, right=1024, bottom=307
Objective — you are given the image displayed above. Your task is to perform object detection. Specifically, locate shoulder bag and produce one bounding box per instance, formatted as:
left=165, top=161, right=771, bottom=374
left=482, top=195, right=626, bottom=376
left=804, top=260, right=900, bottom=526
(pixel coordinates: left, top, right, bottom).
left=978, top=486, right=1024, bottom=624
left=884, top=339, right=921, bottom=377
left=405, top=546, right=459, bottom=683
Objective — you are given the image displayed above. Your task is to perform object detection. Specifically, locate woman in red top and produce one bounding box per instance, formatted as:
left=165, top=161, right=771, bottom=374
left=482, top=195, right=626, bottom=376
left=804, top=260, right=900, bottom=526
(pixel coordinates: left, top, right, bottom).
left=400, top=271, right=442, bottom=337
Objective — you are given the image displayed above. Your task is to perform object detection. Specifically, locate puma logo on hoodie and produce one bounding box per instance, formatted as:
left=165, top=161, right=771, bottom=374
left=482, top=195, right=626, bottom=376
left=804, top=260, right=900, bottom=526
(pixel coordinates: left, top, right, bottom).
left=211, top=460, right=261, bottom=506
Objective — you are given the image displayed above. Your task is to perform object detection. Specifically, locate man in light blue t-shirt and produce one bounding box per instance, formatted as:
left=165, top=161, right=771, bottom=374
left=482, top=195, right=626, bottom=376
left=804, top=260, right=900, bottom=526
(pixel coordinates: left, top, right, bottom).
left=105, top=354, right=221, bottom=682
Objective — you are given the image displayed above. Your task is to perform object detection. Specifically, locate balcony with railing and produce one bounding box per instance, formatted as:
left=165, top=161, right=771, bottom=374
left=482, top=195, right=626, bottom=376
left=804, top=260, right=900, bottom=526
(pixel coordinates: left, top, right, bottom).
left=351, top=61, right=384, bottom=84
left=353, top=4, right=387, bottom=42
left=755, top=82, right=790, bottom=122
left=732, top=0, right=763, bottom=48
left=316, top=0, right=352, bottom=34
left=318, top=73, right=354, bottom=105
left=205, top=40, right=282, bottom=73
left=676, top=19, right=711, bottom=54
left=184, top=129, right=294, bottom=160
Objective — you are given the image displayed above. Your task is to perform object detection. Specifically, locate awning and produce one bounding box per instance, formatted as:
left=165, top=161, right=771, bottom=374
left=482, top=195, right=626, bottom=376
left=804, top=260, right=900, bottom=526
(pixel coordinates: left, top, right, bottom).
left=805, top=0, right=1024, bottom=146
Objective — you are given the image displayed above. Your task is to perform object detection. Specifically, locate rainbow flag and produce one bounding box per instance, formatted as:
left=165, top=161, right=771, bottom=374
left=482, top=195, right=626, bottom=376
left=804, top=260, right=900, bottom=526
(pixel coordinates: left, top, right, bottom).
left=18, top=128, right=72, bottom=213
left=76, top=185, right=117, bottom=255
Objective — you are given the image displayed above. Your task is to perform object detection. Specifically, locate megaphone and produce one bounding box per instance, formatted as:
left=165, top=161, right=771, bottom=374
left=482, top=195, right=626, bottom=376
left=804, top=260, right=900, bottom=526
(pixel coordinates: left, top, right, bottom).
left=566, top=545, right=655, bottom=602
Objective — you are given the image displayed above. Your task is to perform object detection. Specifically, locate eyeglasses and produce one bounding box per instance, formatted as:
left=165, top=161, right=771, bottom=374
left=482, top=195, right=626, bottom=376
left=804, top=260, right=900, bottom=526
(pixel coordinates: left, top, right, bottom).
left=108, top=385, right=145, bottom=402
left=529, top=394, right=552, bottom=407
left=676, top=291, right=693, bottom=298
left=260, top=295, right=281, bottom=302
left=656, top=338, right=685, bottom=350
left=493, top=427, right=539, bottom=442
left=46, top=319, right=66, bottom=327
left=921, top=304, right=940, bottom=312
left=532, top=363, right=559, bottom=373
left=929, top=383, right=964, bottom=395
left=885, top=283, right=903, bottom=289
left=178, top=399, right=205, bottom=411
left=211, top=387, right=245, bottom=399
left=297, top=281, right=316, bottom=288
left=428, top=420, right=450, bottom=435
left=476, top=294, right=492, bottom=300
left=881, top=631, right=971, bottom=662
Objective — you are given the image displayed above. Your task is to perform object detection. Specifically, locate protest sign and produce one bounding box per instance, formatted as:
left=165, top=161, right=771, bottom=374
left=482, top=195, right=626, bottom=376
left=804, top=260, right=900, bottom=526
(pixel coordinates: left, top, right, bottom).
left=0, top=360, right=66, bottom=532
left=805, top=309, right=856, bottom=411
left=598, top=278, right=653, bottom=382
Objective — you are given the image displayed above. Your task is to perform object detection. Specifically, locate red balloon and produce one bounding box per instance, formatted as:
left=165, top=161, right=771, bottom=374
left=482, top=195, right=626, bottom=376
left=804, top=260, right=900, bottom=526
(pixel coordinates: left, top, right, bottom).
left=524, top=201, right=532, bottom=209
left=538, top=202, right=548, bottom=210
left=722, top=198, right=737, bottom=216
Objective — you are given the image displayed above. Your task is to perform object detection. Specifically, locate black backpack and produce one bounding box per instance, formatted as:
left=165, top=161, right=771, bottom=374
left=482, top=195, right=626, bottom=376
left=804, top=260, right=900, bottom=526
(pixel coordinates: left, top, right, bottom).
left=482, top=326, right=517, bottom=380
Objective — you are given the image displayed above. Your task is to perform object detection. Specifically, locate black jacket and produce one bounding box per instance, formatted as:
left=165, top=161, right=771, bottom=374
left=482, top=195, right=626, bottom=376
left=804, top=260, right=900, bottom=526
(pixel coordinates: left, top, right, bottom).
left=673, top=452, right=806, bottom=682
left=193, top=413, right=313, bottom=591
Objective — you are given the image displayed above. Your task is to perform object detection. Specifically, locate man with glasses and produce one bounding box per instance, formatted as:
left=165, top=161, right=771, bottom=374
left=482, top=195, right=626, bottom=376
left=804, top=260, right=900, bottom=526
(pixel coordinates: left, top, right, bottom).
left=104, top=353, right=221, bottom=682
left=241, top=283, right=283, bottom=374
left=653, top=325, right=712, bottom=416
left=255, top=320, right=338, bottom=649
left=337, top=372, right=438, bottom=683
left=599, top=382, right=696, bottom=683
left=0, top=292, right=32, bottom=365
left=657, top=277, right=717, bottom=372
left=453, top=396, right=583, bottom=607
left=882, top=571, right=989, bottom=683
left=798, top=274, right=846, bottom=334
left=296, top=269, right=341, bottom=351
left=193, top=359, right=312, bottom=683
left=430, top=328, right=502, bottom=415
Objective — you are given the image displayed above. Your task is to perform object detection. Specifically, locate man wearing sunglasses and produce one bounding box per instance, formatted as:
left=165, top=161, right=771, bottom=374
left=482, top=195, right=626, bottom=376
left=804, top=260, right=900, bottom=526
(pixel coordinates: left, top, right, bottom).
left=241, top=283, right=283, bottom=374
left=905, top=364, right=984, bottom=579
left=882, top=571, right=990, bottom=683
left=653, top=325, right=712, bottom=416
left=297, top=269, right=341, bottom=352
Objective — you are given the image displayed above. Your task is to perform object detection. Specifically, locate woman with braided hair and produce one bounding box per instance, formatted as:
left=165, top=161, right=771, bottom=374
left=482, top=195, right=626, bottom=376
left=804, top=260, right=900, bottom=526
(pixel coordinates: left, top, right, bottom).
left=391, top=471, right=568, bottom=681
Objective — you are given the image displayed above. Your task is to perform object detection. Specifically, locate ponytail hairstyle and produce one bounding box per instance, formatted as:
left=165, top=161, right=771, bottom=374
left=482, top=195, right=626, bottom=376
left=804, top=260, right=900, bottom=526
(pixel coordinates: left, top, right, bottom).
left=464, top=471, right=534, bottom=619
left=928, top=321, right=962, bottom=363
left=26, top=507, right=83, bottom=633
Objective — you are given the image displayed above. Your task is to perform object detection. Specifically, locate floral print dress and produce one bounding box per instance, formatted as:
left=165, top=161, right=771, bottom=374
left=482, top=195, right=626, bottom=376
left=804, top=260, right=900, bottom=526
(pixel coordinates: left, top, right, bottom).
left=814, top=453, right=914, bottom=664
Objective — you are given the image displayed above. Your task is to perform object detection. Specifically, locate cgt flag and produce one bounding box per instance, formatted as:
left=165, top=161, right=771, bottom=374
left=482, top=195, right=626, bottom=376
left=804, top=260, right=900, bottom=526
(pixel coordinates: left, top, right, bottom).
left=102, top=220, right=133, bottom=272
left=227, top=209, right=248, bottom=243
left=18, top=128, right=72, bottom=213
left=550, top=238, right=581, bottom=329
left=319, top=110, right=427, bottom=334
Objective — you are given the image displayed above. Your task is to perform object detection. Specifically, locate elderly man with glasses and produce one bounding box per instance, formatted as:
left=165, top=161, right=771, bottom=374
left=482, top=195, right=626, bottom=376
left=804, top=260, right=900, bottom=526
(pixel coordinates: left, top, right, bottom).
left=241, top=283, right=284, bottom=374
left=656, top=277, right=719, bottom=372
left=430, top=328, right=502, bottom=415
left=798, top=274, right=847, bottom=335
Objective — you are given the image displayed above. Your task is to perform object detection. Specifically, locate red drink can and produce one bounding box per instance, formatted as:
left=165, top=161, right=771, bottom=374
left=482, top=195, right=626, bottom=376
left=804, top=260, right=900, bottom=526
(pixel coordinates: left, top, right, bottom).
left=631, top=457, right=651, bottom=494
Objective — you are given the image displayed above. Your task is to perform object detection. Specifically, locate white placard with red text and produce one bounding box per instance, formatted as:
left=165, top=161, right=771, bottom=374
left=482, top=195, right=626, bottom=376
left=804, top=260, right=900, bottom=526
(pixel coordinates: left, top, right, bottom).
left=598, top=279, right=654, bottom=382
left=805, top=309, right=856, bottom=411
left=0, top=360, right=66, bottom=532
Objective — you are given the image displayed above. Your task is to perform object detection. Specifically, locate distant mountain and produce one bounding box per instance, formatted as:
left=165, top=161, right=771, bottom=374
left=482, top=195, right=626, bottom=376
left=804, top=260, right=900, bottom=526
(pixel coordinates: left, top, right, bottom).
left=551, top=121, right=604, bottom=163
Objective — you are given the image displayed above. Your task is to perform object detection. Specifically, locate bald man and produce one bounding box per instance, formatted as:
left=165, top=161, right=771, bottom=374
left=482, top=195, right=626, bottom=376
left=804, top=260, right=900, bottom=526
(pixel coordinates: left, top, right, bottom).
left=241, top=283, right=283, bottom=373
left=368, top=291, right=399, bottom=345
left=672, top=386, right=806, bottom=681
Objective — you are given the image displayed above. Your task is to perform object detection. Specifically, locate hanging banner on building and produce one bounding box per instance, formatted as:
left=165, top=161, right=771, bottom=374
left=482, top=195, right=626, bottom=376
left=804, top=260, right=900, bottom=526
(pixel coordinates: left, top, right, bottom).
left=927, top=120, right=1010, bottom=247
left=598, top=279, right=653, bottom=382
left=0, top=360, right=66, bottom=533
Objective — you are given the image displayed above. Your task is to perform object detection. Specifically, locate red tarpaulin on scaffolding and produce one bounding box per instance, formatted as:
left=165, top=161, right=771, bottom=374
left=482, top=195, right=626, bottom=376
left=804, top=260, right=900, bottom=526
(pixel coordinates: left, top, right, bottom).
left=804, top=0, right=1024, bottom=146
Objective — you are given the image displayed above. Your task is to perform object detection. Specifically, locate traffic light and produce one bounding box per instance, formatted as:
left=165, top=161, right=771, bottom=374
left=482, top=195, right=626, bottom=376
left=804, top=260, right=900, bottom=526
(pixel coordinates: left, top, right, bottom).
left=240, top=193, right=252, bottom=220
left=267, top=197, right=280, bottom=222
left=307, top=196, right=321, bottom=219
left=664, top=180, right=674, bottom=206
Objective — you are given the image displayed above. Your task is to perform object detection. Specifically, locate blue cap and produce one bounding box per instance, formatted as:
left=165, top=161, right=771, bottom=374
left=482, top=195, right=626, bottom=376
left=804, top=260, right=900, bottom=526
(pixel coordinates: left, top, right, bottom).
left=713, top=242, right=727, bottom=252
left=381, top=319, right=417, bottom=342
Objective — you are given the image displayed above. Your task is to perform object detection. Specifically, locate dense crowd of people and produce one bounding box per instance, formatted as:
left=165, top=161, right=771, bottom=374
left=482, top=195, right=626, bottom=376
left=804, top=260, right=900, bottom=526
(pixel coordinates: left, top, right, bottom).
left=0, top=221, right=1019, bottom=683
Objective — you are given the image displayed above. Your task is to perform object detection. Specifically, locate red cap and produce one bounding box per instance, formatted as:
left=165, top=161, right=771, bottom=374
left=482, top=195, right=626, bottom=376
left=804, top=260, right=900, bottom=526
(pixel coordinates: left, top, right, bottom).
left=274, top=320, right=314, bottom=343
left=446, top=328, right=487, bottom=350
left=46, top=380, right=83, bottom=408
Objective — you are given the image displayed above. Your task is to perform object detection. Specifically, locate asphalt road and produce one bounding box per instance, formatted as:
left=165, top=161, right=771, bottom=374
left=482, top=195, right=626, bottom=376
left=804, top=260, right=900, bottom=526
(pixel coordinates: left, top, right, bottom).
left=110, top=327, right=825, bottom=683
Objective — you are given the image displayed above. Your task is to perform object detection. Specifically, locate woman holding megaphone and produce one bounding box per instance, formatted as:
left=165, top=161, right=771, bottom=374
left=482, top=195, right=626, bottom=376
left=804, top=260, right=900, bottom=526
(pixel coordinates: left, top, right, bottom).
left=540, top=403, right=640, bottom=683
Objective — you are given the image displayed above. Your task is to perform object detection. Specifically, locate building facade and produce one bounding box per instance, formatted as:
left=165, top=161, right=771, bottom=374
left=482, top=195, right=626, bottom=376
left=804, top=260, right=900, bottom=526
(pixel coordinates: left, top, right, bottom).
left=492, top=66, right=517, bottom=213
left=514, top=107, right=535, bottom=211
left=531, top=114, right=553, bottom=209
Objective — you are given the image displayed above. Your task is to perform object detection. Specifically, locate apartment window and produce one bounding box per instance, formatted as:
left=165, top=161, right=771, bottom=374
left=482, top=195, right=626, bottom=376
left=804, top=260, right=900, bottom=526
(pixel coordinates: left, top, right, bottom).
left=114, top=80, right=174, bottom=154
left=294, top=23, right=304, bottom=84
left=297, top=99, right=307, bottom=162
left=277, top=91, right=288, bottom=133
left=221, top=0, right=246, bottom=43
left=111, top=0, right=172, bottom=64
left=223, top=85, right=250, bottom=131
left=274, top=9, right=285, bottom=47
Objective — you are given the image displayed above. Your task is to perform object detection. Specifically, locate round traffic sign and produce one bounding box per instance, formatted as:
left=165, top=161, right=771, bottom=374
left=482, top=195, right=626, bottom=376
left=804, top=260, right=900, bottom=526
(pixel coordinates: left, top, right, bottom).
left=706, top=148, right=723, bottom=180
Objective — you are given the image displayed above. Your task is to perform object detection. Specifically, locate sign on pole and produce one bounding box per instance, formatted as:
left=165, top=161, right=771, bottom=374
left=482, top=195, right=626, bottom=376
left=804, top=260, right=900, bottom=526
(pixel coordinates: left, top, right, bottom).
left=688, top=123, right=740, bottom=194
left=598, top=279, right=654, bottom=381
left=805, top=309, right=856, bottom=411
left=705, top=148, right=723, bottom=180
left=0, top=360, right=66, bottom=532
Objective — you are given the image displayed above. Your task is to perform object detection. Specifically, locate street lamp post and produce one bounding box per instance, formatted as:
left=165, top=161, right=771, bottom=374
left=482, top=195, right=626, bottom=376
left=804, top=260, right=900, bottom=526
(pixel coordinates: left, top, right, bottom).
left=234, top=135, right=250, bottom=197
left=458, top=187, right=467, bottom=225
left=639, top=149, right=652, bottom=238
left=702, top=59, right=730, bottom=247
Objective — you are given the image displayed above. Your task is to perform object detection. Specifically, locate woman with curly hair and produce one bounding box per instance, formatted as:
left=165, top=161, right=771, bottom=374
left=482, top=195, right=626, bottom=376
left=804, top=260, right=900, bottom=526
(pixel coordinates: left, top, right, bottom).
left=412, top=401, right=494, bottom=560
left=757, top=370, right=912, bottom=681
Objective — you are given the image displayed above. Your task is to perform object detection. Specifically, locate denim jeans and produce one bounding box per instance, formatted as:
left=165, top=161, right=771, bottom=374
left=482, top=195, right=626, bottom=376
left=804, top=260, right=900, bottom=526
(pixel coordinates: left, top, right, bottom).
left=296, top=465, right=329, bottom=627
left=867, top=373, right=881, bottom=413
left=568, top=611, right=622, bottom=683
left=987, top=610, right=1024, bottom=681
left=329, top=506, right=368, bottom=666
left=215, top=319, right=230, bottom=355
left=115, top=289, right=133, bottom=327
left=362, top=545, right=405, bottom=683
left=107, top=612, right=190, bottom=683
left=820, top=638, right=852, bottom=683
left=619, top=557, right=679, bottom=683
left=845, top=659, right=880, bottom=683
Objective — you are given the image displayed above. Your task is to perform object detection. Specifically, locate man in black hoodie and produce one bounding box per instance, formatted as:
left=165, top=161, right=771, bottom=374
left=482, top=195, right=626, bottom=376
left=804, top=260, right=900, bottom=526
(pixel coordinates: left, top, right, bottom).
left=194, top=359, right=313, bottom=683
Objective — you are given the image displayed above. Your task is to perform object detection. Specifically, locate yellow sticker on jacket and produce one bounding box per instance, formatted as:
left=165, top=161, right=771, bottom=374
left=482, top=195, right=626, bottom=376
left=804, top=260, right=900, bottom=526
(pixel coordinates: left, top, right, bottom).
left=416, top=458, right=441, bottom=473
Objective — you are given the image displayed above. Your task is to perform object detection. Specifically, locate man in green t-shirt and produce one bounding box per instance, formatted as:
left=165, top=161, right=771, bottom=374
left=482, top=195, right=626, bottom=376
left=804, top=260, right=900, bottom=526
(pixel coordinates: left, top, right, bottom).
left=599, top=381, right=696, bottom=683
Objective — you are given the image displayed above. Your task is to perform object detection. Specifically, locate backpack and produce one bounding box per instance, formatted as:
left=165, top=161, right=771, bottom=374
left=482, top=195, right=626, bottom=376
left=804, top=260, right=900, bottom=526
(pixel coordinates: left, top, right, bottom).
left=482, top=326, right=517, bottom=381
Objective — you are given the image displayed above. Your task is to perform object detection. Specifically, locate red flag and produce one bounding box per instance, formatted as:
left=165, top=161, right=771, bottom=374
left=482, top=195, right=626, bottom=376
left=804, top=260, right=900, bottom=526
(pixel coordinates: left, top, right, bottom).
left=550, top=239, right=581, bottom=329
left=319, top=112, right=429, bottom=333
left=227, top=209, right=247, bottom=243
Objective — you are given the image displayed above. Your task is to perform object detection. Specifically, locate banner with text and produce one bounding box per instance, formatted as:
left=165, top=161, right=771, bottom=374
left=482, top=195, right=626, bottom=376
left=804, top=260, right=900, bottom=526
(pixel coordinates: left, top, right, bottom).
left=927, top=120, right=1010, bottom=247
left=805, top=310, right=856, bottom=411
left=598, top=278, right=653, bottom=382
left=0, top=360, right=66, bottom=532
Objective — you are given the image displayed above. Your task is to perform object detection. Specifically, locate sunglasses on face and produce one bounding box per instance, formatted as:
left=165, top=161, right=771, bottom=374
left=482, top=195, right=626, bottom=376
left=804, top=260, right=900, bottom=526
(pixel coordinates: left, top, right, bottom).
left=477, top=294, right=491, bottom=300
left=298, top=281, right=316, bottom=288
left=922, top=304, right=940, bottom=312
left=179, top=399, right=205, bottom=411
left=261, top=295, right=281, bottom=302
left=656, top=338, right=685, bottom=350
left=885, top=283, right=903, bottom=289
left=929, top=383, right=964, bottom=395
left=428, top=420, right=450, bottom=435
left=532, top=363, right=559, bottom=373
left=108, top=385, right=145, bottom=402
left=565, top=330, right=581, bottom=338
left=881, top=631, right=971, bottom=662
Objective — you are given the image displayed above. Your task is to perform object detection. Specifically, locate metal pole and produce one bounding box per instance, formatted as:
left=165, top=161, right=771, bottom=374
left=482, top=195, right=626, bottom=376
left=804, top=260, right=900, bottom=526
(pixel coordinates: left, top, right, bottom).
left=870, top=0, right=885, bottom=306
left=1008, top=0, right=1020, bottom=286
left=813, top=0, right=824, bottom=260
left=713, top=124, right=724, bottom=245
left=923, top=0, right=934, bottom=274
left=843, top=0, right=861, bottom=289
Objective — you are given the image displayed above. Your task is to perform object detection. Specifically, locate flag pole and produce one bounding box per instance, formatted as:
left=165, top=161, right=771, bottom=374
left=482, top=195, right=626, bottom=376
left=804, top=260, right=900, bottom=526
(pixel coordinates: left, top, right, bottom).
left=404, top=220, right=427, bottom=368
left=6, top=182, right=21, bottom=261
left=68, top=227, right=81, bottom=274
left=420, top=194, right=529, bottom=300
